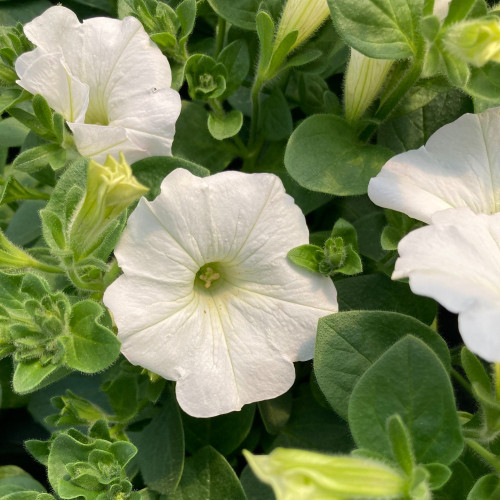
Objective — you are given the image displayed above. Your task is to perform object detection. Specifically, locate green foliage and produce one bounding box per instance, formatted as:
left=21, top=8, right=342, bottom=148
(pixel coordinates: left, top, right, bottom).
left=43, top=424, right=140, bottom=500
left=348, top=336, right=463, bottom=465
left=314, top=311, right=449, bottom=419
left=288, top=218, right=362, bottom=276
left=327, top=0, right=423, bottom=59
left=285, top=114, right=393, bottom=196
left=0, top=271, right=120, bottom=394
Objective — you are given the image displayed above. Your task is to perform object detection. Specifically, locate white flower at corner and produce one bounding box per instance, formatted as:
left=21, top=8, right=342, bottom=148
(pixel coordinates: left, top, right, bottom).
left=15, top=6, right=181, bottom=163
left=103, top=169, right=338, bottom=418
left=368, top=107, right=500, bottom=223
left=394, top=208, right=500, bottom=362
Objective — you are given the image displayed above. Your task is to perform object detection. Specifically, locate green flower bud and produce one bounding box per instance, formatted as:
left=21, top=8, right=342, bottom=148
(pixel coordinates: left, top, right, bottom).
left=443, top=19, right=500, bottom=67
left=344, top=49, right=393, bottom=123
left=70, top=153, right=148, bottom=258
left=244, top=448, right=407, bottom=500
left=275, top=0, right=330, bottom=52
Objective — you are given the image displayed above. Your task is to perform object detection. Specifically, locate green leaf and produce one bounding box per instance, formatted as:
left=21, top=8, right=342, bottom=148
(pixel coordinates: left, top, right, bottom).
left=132, top=155, right=209, bottom=201
left=287, top=244, right=323, bottom=273
left=0, top=0, right=51, bottom=25
left=207, top=0, right=276, bottom=30
left=208, top=110, right=243, bottom=140
left=260, top=88, right=293, bottom=141
left=461, top=347, right=491, bottom=394
left=424, top=463, right=452, bottom=490
left=271, top=388, right=352, bottom=453
left=218, top=40, right=250, bottom=98
left=314, top=311, right=449, bottom=419
left=257, top=392, right=292, bottom=435
left=61, top=301, right=120, bottom=374
left=183, top=404, right=255, bottom=456
left=256, top=10, right=275, bottom=75
left=32, top=95, right=53, bottom=133
left=13, top=363, right=69, bottom=394
left=466, top=62, right=500, bottom=102
left=13, top=144, right=62, bottom=173
left=467, top=474, right=500, bottom=499
left=172, top=101, right=235, bottom=173
left=335, top=273, right=437, bottom=325
left=285, top=114, right=393, bottom=195
left=134, top=389, right=184, bottom=496
left=0, top=466, right=46, bottom=493
left=327, top=0, right=423, bottom=59
left=348, top=335, right=463, bottom=465
left=0, top=89, right=24, bottom=114
left=170, top=446, right=246, bottom=500
left=0, top=117, right=29, bottom=147
left=240, top=466, right=274, bottom=500
left=185, top=54, right=227, bottom=101
left=386, top=414, right=414, bottom=475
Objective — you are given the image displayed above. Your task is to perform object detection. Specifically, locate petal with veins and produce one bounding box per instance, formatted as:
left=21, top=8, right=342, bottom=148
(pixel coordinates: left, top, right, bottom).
left=104, top=169, right=338, bottom=417
left=368, top=108, right=500, bottom=223
left=393, top=208, right=500, bottom=361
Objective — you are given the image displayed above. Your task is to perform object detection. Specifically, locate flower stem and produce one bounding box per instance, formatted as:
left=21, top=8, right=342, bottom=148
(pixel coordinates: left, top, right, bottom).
left=494, top=363, right=500, bottom=401
left=359, top=55, right=423, bottom=142
left=248, top=78, right=264, bottom=150
left=465, top=438, right=500, bottom=472
left=214, top=17, right=226, bottom=58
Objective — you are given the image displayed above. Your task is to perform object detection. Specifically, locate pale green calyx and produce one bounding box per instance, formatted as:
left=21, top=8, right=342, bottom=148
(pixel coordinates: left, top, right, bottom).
left=244, top=448, right=407, bottom=500
left=70, top=153, right=148, bottom=259
left=344, top=48, right=393, bottom=123
left=443, top=18, right=500, bottom=67
left=274, top=0, right=330, bottom=52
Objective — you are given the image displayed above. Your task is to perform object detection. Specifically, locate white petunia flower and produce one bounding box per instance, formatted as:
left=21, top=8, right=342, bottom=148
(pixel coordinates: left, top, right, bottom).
left=393, top=208, right=500, bottom=362
left=368, top=107, right=500, bottom=223
left=15, top=6, right=181, bottom=163
left=103, top=169, right=338, bottom=418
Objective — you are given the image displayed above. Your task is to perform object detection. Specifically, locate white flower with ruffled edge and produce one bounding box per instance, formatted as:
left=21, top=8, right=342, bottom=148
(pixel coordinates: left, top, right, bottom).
left=393, top=208, right=500, bottom=362
left=368, top=107, right=500, bottom=223
left=103, top=169, right=338, bottom=418
left=15, top=6, right=181, bottom=163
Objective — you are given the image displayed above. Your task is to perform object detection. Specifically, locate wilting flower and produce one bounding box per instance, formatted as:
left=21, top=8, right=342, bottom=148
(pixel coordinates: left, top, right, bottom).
left=368, top=107, right=500, bottom=224
left=103, top=169, right=338, bottom=417
left=244, top=448, right=407, bottom=500
left=15, top=6, right=181, bottom=163
left=274, top=0, right=330, bottom=52
left=393, top=208, right=500, bottom=362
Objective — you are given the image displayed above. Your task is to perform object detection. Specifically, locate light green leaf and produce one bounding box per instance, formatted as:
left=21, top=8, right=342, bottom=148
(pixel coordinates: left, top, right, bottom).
left=327, top=0, right=423, bottom=59
left=208, top=110, right=243, bottom=140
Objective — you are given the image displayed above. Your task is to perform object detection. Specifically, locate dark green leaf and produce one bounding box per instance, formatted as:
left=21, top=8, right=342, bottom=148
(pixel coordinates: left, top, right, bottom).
left=348, top=336, right=463, bottom=465
left=314, top=311, right=449, bottom=419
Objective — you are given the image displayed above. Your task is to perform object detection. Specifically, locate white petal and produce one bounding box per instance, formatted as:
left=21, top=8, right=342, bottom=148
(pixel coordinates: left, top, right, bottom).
left=16, top=52, right=89, bottom=123
left=393, top=208, right=500, bottom=360
left=433, top=0, right=451, bottom=20
left=104, top=169, right=338, bottom=416
left=22, top=6, right=81, bottom=54
left=68, top=123, right=146, bottom=164
left=368, top=109, right=500, bottom=223
left=18, top=6, right=181, bottom=162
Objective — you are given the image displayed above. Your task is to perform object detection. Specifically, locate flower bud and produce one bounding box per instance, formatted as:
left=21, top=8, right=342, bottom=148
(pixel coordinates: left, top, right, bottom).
left=433, top=0, right=451, bottom=21
left=274, top=0, right=330, bottom=52
left=443, top=19, right=500, bottom=67
left=344, top=49, right=393, bottom=123
left=70, top=153, right=148, bottom=258
left=244, top=448, right=407, bottom=500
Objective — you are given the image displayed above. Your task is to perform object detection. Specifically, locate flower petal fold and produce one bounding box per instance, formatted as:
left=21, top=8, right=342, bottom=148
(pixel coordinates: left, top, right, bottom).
left=393, top=208, right=500, bottom=361
left=16, top=6, right=181, bottom=162
left=368, top=108, right=500, bottom=223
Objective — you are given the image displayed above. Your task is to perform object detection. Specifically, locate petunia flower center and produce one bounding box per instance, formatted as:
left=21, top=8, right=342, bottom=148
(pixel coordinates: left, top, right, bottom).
left=195, top=262, right=222, bottom=291
left=84, top=96, right=110, bottom=126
